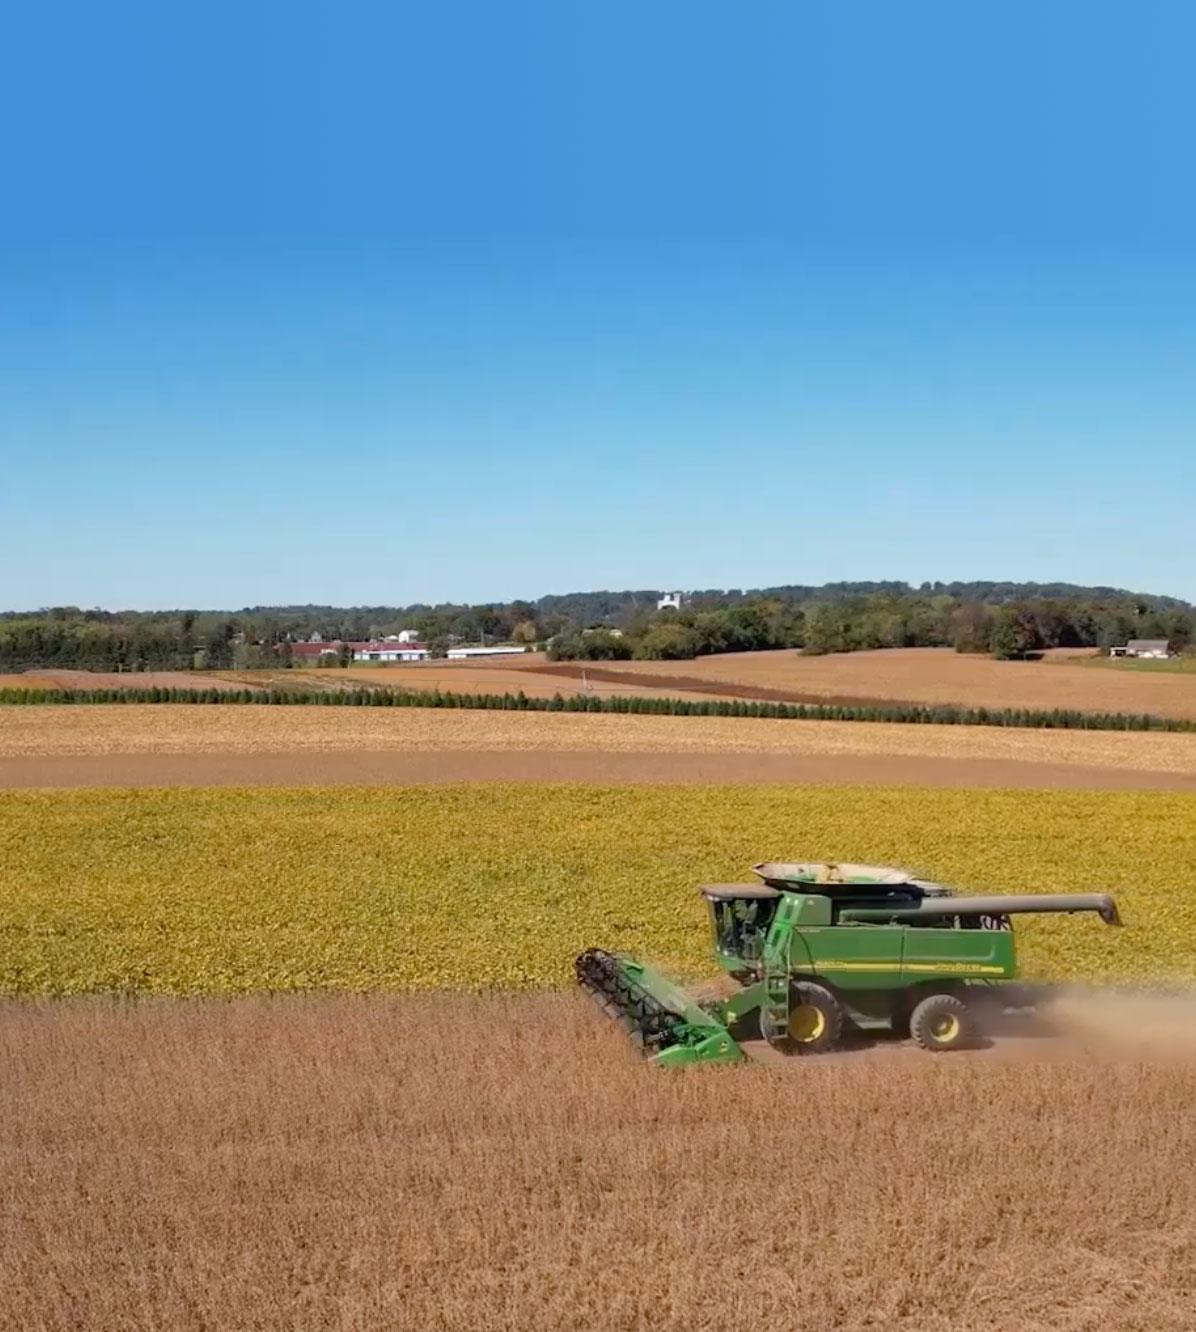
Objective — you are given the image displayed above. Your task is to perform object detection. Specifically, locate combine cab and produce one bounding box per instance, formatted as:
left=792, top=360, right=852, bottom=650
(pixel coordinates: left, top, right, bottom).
left=576, top=862, right=1121, bottom=1065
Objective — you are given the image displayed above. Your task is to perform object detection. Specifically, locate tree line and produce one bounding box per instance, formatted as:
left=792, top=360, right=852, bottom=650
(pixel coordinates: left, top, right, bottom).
left=546, top=593, right=1194, bottom=662
left=3, top=683, right=1194, bottom=734
left=0, top=583, right=1191, bottom=671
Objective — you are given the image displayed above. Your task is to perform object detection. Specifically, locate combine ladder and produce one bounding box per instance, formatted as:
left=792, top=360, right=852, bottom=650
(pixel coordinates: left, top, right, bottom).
left=759, top=897, right=798, bottom=1050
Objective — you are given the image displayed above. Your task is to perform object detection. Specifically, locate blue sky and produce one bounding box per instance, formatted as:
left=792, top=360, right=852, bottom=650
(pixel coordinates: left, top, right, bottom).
left=2, top=1, right=1194, bottom=609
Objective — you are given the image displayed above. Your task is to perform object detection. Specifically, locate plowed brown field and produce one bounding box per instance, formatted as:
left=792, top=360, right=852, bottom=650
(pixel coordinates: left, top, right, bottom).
left=506, top=647, right=1196, bottom=718
left=2, top=992, right=1194, bottom=1331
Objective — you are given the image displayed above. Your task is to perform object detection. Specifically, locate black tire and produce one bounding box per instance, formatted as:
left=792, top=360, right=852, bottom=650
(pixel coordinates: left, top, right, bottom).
left=909, top=992, right=975, bottom=1053
left=786, top=981, right=845, bottom=1054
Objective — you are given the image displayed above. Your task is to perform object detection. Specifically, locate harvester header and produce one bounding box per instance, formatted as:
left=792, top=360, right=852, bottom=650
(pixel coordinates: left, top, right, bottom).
left=576, top=862, right=1121, bottom=1066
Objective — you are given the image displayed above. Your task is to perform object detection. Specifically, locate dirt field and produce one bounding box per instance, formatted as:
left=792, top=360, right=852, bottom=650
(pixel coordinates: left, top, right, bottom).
left=3, top=991, right=1195, bottom=1332
left=1, top=704, right=1195, bottom=790
left=509, top=647, right=1196, bottom=718
left=0, top=668, right=256, bottom=691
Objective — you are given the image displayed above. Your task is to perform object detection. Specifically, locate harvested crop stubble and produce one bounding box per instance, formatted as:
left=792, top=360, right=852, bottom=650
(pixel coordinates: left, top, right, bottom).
left=2, top=992, right=1196, bottom=1332
left=1, top=784, right=1193, bottom=994
left=2, top=704, right=1196, bottom=773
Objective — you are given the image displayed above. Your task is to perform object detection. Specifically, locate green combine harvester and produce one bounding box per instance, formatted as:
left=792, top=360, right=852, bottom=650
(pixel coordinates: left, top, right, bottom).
left=576, top=862, right=1121, bottom=1065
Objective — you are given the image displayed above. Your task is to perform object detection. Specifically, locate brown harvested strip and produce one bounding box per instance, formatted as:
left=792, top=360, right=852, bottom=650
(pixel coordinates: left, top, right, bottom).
left=1, top=704, right=1195, bottom=775
left=2, top=749, right=1195, bottom=791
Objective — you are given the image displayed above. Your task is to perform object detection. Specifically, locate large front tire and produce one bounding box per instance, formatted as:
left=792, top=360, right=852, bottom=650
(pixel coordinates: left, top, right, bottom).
left=909, top=992, right=975, bottom=1053
left=786, top=981, right=844, bottom=1054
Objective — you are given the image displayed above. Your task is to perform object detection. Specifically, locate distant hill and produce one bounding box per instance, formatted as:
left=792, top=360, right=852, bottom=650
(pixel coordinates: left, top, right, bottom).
left=4, top=579, right=1190, bottom=623
left=532, top=581, right=1192, bottom=623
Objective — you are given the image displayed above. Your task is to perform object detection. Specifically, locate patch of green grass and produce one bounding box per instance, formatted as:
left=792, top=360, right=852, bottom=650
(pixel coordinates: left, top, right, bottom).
left=1080, top=655, right=1196, bottom=675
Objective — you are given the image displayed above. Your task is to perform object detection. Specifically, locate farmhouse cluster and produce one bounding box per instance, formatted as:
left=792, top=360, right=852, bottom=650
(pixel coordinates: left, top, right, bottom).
left=287, top=631, right=525, bottom=663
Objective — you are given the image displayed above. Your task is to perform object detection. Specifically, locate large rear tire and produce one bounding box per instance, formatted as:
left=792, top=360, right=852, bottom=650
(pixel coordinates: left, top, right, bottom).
left=909, top=992, right=974, bottom=1053
left=786, top=981, right=844, bottom=1054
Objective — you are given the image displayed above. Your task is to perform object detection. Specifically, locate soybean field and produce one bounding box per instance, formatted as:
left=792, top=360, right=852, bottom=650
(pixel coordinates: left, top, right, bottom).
left=2, top=783, right=1193, bottom=995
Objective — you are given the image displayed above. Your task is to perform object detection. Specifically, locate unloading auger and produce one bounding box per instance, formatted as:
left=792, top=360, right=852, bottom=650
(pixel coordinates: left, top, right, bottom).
left=575, top=862, right=1121, bottom=1065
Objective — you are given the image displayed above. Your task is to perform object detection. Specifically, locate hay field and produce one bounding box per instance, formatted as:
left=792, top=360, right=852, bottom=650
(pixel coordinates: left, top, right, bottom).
left=2, top=784, right=1193, bottom=993
left=3, top=703, right=1196, bottom=776
left=523, top=647, right=1196, bottom=718
left=2, top=992, right=1195, bottom=1332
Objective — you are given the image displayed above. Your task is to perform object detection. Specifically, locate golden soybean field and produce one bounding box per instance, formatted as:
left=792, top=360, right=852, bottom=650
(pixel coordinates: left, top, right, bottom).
left=1, top=783, right=1194, bottom=995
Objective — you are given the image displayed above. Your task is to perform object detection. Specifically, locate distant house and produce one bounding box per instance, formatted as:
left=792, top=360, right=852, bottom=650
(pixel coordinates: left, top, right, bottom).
left=657, top=592, right=684, bottom=612
left=1109, top=639, right=1171, bottom=659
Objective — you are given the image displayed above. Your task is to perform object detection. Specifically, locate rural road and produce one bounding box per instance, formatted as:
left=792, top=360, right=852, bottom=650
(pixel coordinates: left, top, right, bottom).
left=3, top=749, right=1195, bottom=790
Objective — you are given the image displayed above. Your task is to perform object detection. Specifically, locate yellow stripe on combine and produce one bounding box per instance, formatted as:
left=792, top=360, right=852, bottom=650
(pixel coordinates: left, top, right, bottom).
left=795, top=961, right=1007, bottom=976
left=904, top=963, right=1007, bottom=975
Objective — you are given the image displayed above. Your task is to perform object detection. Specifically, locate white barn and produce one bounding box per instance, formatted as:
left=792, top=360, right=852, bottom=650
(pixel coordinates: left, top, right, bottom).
left=353, top=639, right=429, bottom=662
left=446, top=645, right=526, bottom=659
left=1109, top=639, right=1171, bottom=660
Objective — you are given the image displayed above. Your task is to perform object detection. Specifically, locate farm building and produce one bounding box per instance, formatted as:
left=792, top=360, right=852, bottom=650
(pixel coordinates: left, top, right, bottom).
left=354, top=639, right=429, bottom=662
left=1109, top=639, right=1171, bottom=659
left=288, top=641, right=341, bottom=661
left=283, top=638, right=430, bottom=662
left=446, top=645, right=526, bottom=659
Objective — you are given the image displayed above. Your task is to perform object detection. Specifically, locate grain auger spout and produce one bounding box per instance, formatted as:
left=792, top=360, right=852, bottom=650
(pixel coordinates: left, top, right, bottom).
left=576, top=864, right=1123, bottom=1065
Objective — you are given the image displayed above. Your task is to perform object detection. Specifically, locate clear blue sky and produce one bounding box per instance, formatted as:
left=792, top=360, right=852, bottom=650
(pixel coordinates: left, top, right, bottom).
left=3, top=1, right=1194, bottom=610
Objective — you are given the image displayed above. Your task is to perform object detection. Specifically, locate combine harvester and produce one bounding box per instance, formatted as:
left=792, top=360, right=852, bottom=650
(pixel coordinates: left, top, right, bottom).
left=576, top=862, right=1121, bottom=1065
